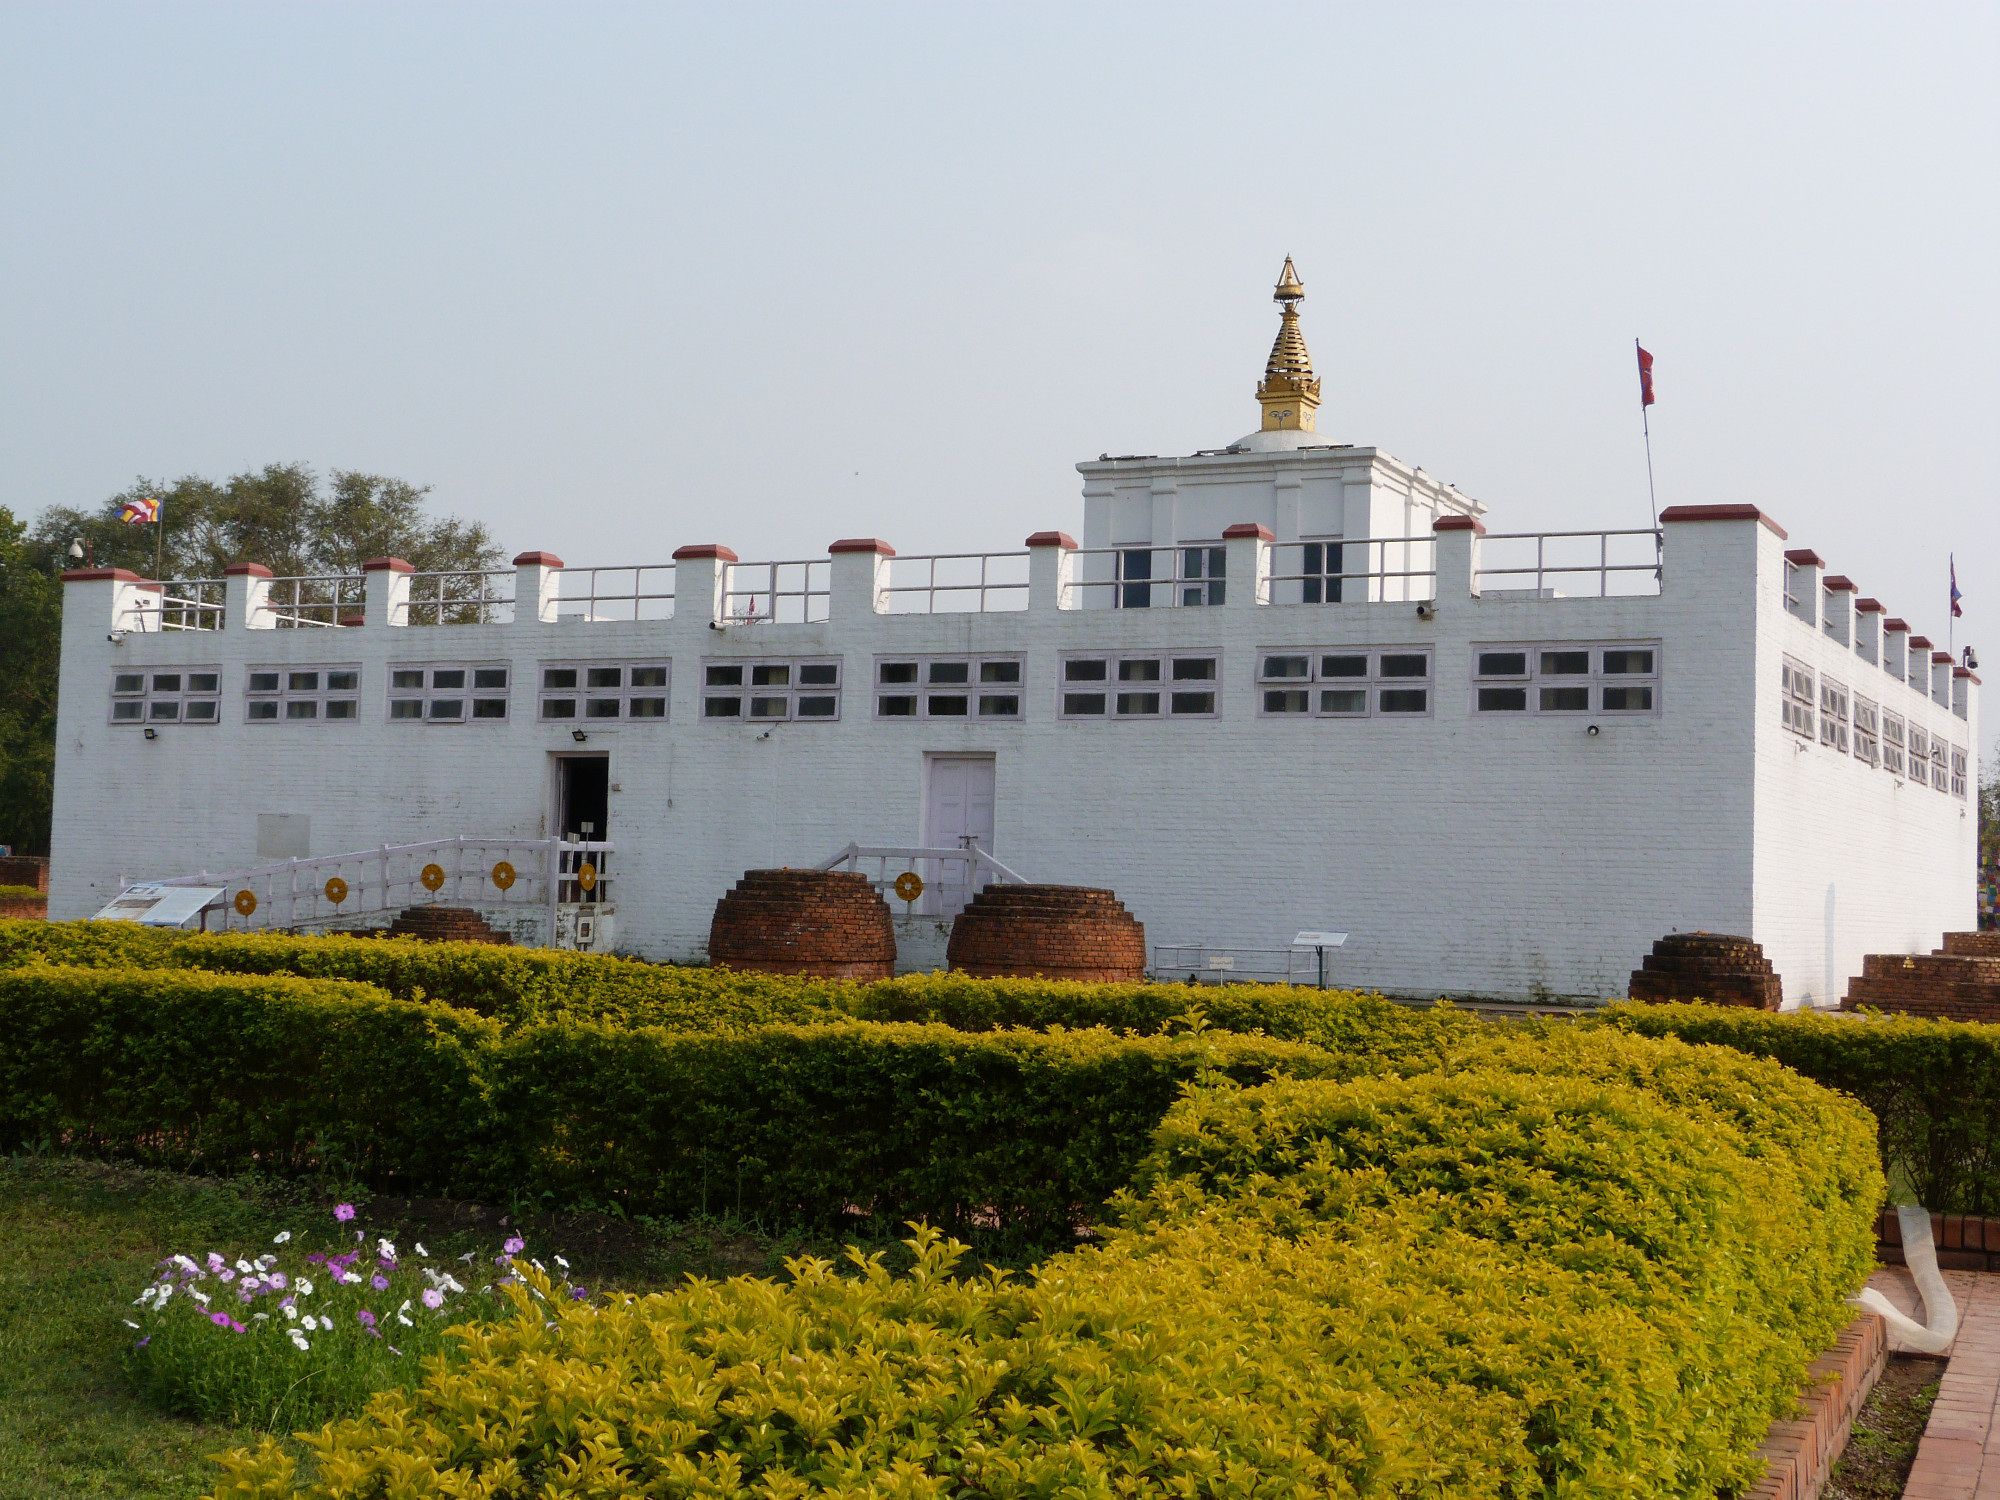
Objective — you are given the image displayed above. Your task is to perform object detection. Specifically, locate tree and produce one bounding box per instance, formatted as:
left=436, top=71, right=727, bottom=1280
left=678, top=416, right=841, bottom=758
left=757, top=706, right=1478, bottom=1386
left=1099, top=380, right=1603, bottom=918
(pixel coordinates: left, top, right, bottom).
left=4, top=465, right=503, bottom=857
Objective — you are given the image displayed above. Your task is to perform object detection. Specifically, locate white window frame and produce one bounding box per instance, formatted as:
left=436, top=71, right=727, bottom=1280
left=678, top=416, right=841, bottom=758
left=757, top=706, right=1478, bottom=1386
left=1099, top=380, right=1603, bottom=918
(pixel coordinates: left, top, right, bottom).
left=702, top=657, right=842, bottom=722
left=1951, top=745, right=1968, bottom=799
left=1852, top=696, right=1880, bottom=768
left=1059, top=651, right=1222, bottom=719
left=873, top=654, right=1025, bottom=721
left=1906, top=722, right=1928, bottom=785
left=246, top=664, right=362, bottom=724
left=388, top=662, right=511, bottom=724
left=1468, top=642, right=1661, bottom=718
left=1931, top=736, right=1949, bottom=792
left=1818, top=675, right=1850, bottom=754
left=1781, top=657, right=1816, bottom=740
left=111, top=667, right=222, bottom=726
left=1256, top=647, right=1435, bottom=719
left=1882, top=711, right=1906, bottom=778
left=538, top=660, right=670, bottom=724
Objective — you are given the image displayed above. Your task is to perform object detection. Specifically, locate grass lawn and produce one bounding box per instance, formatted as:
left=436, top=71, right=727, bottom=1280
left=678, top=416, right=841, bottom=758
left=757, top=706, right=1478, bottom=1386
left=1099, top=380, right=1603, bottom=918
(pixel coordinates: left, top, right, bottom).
left=0, top=1155, right=292, bottom=1499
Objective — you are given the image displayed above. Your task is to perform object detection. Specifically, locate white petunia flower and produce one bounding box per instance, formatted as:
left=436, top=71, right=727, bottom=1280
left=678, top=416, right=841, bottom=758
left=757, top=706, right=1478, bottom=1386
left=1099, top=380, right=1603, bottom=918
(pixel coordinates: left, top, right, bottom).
left=378, top=1239, right=397, bottom=1259
left=234, top=1259, right=253, bottom=1274
left=253, top=1312, right=270, bottom=1321
left=295, top=1277, right=314, bottom=1297
left=397, top=1314, right=412, bottom=1326
left=173, top=1254, right=200, bottom=1274
left=124, top=1319, right=140, bottom=1328
left=289, top=1331, right=310, bottom=1351
left=283, top=1305, right=298, bottom=1321
left=341, top=1271, right=362, bottom=1285
left=414, top=1243, right=428, bottom=1258
left=273, top=1231, right=292, bottom=1244
left=554, top=1256, right=569, bottom=1270
left=189, top=1289, right=210, bottom=1306
left=300, top=1315, right=318, bottom=1331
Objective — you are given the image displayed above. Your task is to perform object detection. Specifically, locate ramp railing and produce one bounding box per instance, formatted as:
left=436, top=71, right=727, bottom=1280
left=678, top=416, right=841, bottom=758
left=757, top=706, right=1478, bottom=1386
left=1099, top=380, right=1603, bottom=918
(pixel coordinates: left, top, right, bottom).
left=817, top=842, right=1028, bottom=919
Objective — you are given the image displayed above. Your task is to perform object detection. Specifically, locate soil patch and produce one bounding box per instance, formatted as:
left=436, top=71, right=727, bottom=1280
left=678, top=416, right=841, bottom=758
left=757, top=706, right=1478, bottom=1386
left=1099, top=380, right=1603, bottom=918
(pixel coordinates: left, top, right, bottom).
left=1825, top=1352, right=1945, bottom=1500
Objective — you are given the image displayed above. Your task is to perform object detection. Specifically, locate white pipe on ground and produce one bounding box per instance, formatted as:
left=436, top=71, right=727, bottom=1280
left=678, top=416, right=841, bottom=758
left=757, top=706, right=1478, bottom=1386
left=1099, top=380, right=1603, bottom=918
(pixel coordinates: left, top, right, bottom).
left=1850, top=1204, right=1959, bottom=1355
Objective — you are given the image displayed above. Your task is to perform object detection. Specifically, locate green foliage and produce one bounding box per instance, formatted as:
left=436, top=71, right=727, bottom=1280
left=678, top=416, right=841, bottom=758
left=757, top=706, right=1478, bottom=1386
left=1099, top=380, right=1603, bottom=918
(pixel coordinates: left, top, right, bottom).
left=0, top=920, right=180, bottom=971
left=0, top=885, right=47, bottom=901
left=1596, top=1000, right=2000, bottom=1213
left=208, top=1027, right=1881, bottom=1499
left=0, top=965, right=1335, bottom=1246
left=0, top=508, right=61, bottom=858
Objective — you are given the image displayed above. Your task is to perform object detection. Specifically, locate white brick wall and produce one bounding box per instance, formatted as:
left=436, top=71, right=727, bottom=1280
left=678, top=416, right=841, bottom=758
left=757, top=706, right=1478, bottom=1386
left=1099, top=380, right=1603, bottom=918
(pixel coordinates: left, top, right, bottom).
left=49, top=504, right=1978, bottom=1004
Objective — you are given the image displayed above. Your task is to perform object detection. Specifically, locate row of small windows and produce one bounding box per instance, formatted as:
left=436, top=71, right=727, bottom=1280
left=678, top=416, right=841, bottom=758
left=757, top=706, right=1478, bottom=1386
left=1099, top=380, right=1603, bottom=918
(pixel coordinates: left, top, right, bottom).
left=107, top=644, right=1668, bottom=727
left=1781, top=657, right=1965, bottom=796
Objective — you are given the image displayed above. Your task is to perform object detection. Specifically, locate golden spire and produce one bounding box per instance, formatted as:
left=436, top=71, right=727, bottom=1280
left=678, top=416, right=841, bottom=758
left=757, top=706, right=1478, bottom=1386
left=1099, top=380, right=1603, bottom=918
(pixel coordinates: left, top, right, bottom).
left=1256, top=256, right=1321, bottom=432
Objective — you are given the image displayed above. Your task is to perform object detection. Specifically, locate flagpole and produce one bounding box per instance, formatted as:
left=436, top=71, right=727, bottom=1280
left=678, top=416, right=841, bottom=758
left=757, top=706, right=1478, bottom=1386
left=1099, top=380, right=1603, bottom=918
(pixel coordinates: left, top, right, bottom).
left=1637, top=339, right=1659, bottom=533
left=154, top=496, right=165, bottom=584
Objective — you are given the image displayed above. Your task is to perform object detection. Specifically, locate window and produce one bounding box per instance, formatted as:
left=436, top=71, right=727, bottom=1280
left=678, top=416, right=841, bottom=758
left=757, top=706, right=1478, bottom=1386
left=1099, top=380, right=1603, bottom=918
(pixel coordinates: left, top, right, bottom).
left=1061, top=653, right=1219, bottom=717
left=1906, top=723, right=1927, bottom=784
left=112, top=668, right=220, bottom=726
left=1952, top=745, right=1968, bottom=799
left=1114, top=547, right=1226, bottom=608
left=1178, top=546, right=1226, bottom=607
left=703, top=658, right=840, bottom=721
left=1882, top=712, right=1905, bottom=778
left=1818, top=676, right=1849, bottom=754
left=246, top=665, right=361, bottom=723
left=1472, top=643, right=1661, bottom=717
left=1781, top=658, right=1815, bottom=739
left=1299, top=541, right=1344, bottom=604
left=1852, top=697, right=1880, bottom=768
left=389, top=663, right=509, bottom=723
left=539, top=661, right=669, bottom=722
left=1931, top=736, right=1949, bottom=792
left=873, top=656, right=1024, bottom=719
left=1258, top=648, right=1432, bottom=718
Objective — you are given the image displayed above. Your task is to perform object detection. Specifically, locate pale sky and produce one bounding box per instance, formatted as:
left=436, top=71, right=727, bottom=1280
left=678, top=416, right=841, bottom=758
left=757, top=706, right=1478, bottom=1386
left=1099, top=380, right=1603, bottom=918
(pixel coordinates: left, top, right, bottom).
left=4, top=2, right=1995, bottom=754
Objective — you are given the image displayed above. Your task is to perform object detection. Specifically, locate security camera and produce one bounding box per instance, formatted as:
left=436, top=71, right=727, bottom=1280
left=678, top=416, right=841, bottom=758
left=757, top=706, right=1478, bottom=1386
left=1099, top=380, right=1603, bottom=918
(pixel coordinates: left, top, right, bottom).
left=1415, top=601, right=1436, bottom=620
left=106, top=631, right=126, bottom=645
left=1966, top=647, right=1980, bottom=670
left=1585, top=724, right=1601, bottom=737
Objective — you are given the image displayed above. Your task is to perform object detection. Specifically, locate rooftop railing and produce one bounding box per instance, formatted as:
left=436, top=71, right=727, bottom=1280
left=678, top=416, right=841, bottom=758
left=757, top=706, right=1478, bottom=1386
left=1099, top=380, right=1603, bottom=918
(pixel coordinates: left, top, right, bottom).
left=1474, top=529, right=1661, bottom=599
left=265, top=575, right=365, bottom=628
left=401, top=569, right=516, bottom=626
left=1265, top=537, right=1438, bottom=605
left=549, top=564, right=677, bottom=622
left=119, top=579, right=226, bottom=632
left=881, top=551, right=1030, bottom=614
left=1061, top=545, right=1232, bottom=609
left=722, top=559, right=830, bottom=624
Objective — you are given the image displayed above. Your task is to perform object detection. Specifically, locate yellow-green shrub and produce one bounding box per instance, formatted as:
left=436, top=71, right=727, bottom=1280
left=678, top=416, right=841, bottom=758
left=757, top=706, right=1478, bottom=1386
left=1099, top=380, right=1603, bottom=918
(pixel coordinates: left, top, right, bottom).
left=209, top=1027, right=1881, bottom=1499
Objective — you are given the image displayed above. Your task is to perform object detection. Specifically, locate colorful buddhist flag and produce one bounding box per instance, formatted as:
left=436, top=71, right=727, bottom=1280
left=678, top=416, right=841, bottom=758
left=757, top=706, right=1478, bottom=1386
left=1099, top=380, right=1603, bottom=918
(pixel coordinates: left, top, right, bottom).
left=120, top=494, right=159, bottom=525
left=1636, top=344, right=1656, bottom=407
left=1951, top=556, right=1963, bottom=618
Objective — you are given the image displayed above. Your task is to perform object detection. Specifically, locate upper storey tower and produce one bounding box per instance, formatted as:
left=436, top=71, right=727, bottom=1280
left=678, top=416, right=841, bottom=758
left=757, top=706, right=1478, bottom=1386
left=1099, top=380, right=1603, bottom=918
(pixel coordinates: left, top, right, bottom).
left=1255, top=257, right=1321, bottom=434
left=1075, top=260, right=1483, bottom=556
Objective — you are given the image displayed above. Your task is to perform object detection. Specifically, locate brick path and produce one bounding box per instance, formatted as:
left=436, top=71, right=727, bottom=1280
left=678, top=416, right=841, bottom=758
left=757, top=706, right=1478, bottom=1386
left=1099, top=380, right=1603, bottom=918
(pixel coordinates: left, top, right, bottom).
left=1868, top=1266, right=2000, bottom=1499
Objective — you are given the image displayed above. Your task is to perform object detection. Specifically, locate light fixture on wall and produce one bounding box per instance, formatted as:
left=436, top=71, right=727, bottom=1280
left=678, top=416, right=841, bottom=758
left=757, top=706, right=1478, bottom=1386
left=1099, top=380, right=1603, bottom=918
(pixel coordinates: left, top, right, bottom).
left=143, top=727, right=158, bottom=741
left=570, top=730, right=588, bottom=744
left=1585, top=724, right=1601, bottom=737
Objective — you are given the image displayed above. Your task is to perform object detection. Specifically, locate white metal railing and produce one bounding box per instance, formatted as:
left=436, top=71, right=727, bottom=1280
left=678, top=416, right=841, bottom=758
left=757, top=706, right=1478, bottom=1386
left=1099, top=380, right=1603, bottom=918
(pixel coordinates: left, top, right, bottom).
left=722, top=559, right=830, bottom=624
left=1266, top=536, right=1439, bottom=605
left=818, top=842, right=1027, bottom=920
left=147, top=835, right=613, bottom=938
left=265, top=575, right=365, bottom=628
left=119, top=579, right=226, bottom=632
left=1060, top=546, right=1231, bottom=609
left=402, top=570, right=516, bottom=627
left=880, top=552, right=1031, bottom=614
left=1475, top=529, right=1662, bottom=599
left=550, top=564, right=677, bottom=623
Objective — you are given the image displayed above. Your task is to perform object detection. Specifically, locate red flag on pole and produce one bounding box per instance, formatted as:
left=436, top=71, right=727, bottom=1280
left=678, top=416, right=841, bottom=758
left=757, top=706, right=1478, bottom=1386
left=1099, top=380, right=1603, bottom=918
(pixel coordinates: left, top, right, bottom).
left=1636, top=344, right=1655, bottom=407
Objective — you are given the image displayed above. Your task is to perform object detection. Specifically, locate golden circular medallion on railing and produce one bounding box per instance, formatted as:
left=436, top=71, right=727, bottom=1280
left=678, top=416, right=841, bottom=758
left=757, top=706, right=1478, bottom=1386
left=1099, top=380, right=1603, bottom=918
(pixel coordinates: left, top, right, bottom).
left=576, top=862, right=597, bottom=892
left=420, top=863, right=446, bottom=892
left=323, top=876, right=348, bottom=904
left=491, top=861, right=516, bottom=891
left=893, top=871, right=924, bottom=903
left=233, top=889, right=258, bottom=916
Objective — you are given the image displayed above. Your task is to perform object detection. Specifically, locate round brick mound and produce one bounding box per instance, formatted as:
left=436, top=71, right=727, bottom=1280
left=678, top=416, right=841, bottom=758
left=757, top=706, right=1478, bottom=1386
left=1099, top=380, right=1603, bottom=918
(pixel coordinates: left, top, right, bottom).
left=946, top=884, right=1147, bottom=983
left=708, top=869, right=895, bottom=980
left=384, top=905, right=514, bottom=945
left=1628, top=931, right=1782, bottom=1010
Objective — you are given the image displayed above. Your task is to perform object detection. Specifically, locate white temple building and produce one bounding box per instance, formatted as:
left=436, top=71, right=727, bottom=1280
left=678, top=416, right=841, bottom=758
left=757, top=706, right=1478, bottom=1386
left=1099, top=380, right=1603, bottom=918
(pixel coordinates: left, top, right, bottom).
left=49, top=262, right=1981, bottom=1003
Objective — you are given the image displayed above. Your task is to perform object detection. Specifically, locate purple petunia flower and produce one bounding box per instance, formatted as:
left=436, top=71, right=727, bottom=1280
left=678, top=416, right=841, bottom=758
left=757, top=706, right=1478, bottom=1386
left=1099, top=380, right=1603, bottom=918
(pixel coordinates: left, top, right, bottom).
left=210, top=1311, right=231, bottom=1327
left=306, top=1252, right=327, bottom=1265
left=334, top=1204, right=355, bottom=1222
left=422, top=1287, right=444, bottom=1309
left=136, top=1336, right=150, bottom=1348
left=503, top=1237, right=525, bottom=1256
left=569, top=1286, right=589, bottom=1301
left=268, top=1272, right=287, bottom=1290
left=371, top=1274, right=389, bottom=1291
left=356, top=1309, right=376, bottom=1328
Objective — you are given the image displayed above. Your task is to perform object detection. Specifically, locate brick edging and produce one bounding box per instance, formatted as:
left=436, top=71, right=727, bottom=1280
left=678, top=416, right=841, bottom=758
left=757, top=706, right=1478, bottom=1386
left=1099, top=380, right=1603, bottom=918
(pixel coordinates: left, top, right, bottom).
left=1747, top=1310, right=1887, bottom=1500
left=1878, top=1208, right=2000, bottom=1272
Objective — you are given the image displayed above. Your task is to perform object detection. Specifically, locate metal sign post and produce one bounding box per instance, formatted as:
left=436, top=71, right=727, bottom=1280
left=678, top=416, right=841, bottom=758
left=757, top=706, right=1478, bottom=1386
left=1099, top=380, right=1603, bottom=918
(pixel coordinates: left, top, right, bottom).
left=1293, top=930, right=1349, bottom=990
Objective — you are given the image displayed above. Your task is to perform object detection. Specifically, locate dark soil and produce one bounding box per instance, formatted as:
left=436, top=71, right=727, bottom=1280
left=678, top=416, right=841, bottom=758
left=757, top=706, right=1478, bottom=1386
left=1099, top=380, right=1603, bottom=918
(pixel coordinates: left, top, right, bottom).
left=1825, top=1352, right=1945, bottom=1500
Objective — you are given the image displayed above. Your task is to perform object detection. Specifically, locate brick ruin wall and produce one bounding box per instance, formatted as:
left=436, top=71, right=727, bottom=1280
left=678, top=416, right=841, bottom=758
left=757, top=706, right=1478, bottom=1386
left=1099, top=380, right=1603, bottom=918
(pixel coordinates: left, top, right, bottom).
left=1627, top=932, right=1784, bottom=1010
left=709, top=869, right=897, bottom=981
left=945, top=884, right=1147, bottom=983
left=1842, top=939, right=2000, bottom=1020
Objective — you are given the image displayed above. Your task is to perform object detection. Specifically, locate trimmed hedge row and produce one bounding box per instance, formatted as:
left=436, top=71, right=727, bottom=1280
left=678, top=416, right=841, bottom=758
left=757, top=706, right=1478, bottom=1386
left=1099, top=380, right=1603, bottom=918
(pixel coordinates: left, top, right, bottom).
left=0, top=964, right=1340, bottom=1246
left=211, top=1029, right=1883, bottom=1499
left=1597, top=1000, right=2000, bottom=1214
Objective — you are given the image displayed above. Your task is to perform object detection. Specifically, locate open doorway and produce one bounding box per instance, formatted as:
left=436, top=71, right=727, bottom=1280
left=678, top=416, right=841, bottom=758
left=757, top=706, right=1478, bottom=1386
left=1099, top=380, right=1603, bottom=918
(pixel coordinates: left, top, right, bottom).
left=553, top=754, right=610, bottom=908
